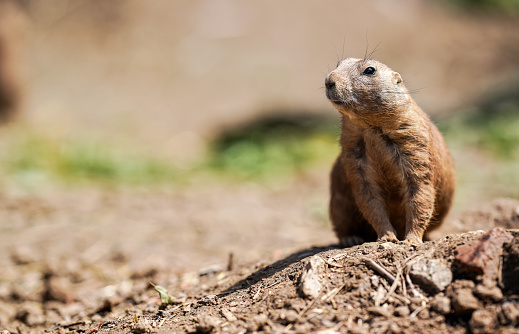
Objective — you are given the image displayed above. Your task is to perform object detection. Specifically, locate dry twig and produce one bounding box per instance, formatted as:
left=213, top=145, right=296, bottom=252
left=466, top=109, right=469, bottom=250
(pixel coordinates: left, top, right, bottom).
left=362, top=258, right=396, bottom=284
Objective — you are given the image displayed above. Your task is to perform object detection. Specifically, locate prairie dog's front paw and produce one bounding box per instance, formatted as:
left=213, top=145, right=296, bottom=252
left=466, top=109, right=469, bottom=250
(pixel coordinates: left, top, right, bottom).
left=377, top=232, right=398, bottom=243
left=403, top=235, right=423, bottom=244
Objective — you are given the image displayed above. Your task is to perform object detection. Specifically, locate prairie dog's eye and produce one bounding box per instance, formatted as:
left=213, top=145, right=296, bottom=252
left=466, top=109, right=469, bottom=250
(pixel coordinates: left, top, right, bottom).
left=362, top=67, right=376, bottom=75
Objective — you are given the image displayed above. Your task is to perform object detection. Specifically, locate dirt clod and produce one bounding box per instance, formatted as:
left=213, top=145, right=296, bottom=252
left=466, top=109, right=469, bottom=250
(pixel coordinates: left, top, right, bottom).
left=501, top=301, right=519, bottom=326
left=1, top=191, right=519, bottom=333
left=197, top=314, right=220, bottom=333
left=132, top=322, right=155, bottom=334
left=469, top=308, right=499, bottom=334
left=394, top=305, right=411, bottom=317
left=431, top=295, right=451, bottom=315
left=474, top=282, right=503, bottom=302
left=447, top=281, right=481, bottom=316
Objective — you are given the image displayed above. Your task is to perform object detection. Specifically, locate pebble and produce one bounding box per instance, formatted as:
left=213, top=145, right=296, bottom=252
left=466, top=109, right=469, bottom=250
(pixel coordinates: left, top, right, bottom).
left=394, top=306, right=410, bottom=317
left=450, top=288, right=480, bottom=315
left=469, top=309, right=498, bottom=334
left=410, top=258, right=452, bottom=293
left=474, top=283, right=503, bottom=302
left=431, top=295, right=451, bottom=315
left=299, top=255, right=325, bottom=299
left=501, top=301, right=519, bottom=326
left=197, top=314, right=220, bottom=333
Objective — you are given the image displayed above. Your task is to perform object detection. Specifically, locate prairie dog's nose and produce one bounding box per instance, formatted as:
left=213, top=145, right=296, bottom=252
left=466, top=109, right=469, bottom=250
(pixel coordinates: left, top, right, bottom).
left=325, top=76, right=336, bottom=90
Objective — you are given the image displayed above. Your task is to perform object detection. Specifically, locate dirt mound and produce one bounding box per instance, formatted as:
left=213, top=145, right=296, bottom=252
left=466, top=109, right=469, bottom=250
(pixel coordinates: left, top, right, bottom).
left=1, top=197, right=519, bottom=333
left=3, top=232, right=519, bottom=333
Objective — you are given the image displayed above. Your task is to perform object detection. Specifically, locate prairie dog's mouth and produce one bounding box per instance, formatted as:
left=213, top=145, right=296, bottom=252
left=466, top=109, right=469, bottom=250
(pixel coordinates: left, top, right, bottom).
left=325, top=87, right=344, bottom=105
left=330, top=99, right=345, bottom=105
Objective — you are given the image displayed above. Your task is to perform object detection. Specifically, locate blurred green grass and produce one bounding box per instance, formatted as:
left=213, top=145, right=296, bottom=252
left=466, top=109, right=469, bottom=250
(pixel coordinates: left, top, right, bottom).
left=207, top=114, right=339, bottom=182
left=0, top=93, right=518, bottom=208
left=0, top=130, right=184, bottom=188
left=0, top=114, right=340, bottom=188
left=446, top=0, right=519, bottom=12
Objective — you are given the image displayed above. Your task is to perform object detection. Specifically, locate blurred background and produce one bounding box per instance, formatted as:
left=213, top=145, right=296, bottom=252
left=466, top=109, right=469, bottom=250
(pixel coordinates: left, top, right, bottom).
left=0, top=0, right=519, bottom=270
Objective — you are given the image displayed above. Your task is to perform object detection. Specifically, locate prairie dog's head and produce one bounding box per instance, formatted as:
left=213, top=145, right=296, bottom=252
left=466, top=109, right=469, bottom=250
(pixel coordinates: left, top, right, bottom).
left=325, top=58, right=411, bottom=120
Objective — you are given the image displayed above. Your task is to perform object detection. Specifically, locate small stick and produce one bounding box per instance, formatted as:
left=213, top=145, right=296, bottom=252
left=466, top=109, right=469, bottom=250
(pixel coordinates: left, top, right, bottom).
left=405, top=271, right=426, bottom=300
left=321, top=283, right=347, bottom=302
left=286, top=291, right=324, bottom=331
left=401, top=271, right=407, bottom=297
left=374, top=286, right=385, bottom=307
left=325, top=259, right=344, bottom=268
left=410, top=301, right=427, bottom=318
left=157, top=318, right=166, bottom=328
left=331, top=253, right=348, bottom=262
left=331, top=296, right=338, bottom=309
left=381, top=268, right=402, bottom=304
left=392, top=293, right=411, bottom=304
left=252, top=287, right=262, bottom=300
left=363, top=258, right=395, bottom=284
left=227, top=252, right=235, bottom=271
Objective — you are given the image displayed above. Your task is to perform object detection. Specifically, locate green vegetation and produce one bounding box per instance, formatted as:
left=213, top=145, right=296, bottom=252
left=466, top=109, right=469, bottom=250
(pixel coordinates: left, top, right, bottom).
left=1, top=86, right=518, bottom=208
left=207, top=114, right=339, bottom=182
left=0, top=131, right=182, bottom=188
left=446, top=0, right=519, bottom=12
left=437, top=81, right=519, bottom=205
left=0, top=114, right=340, bottom=188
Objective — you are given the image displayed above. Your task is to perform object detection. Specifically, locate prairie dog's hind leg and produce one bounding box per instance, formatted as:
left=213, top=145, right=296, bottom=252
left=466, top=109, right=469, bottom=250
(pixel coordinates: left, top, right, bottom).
left=329, top=158, right=376, bottom=246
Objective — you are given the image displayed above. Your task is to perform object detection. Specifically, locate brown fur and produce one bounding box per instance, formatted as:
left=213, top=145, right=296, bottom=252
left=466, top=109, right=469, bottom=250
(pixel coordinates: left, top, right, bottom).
left=0, top=0, right=26, bottom=123
left=325, top=58, right=455, bottom=245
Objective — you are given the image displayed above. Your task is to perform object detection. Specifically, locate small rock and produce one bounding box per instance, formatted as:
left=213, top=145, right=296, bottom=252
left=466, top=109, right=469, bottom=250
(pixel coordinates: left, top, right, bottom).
left=220, top=308, right=237, bottom=322
left=132, top=322, right=155, bottom=333
left=43, top=276, right=74, bottom=303
left=430, top=295, right=451, bottom=315
left=470, top=309, right=498, bottom=334
left=367, top=306, right=392, bottom=318
left=197, top=314, right=220, bottom=333
left=370, top=275, right=380, bottom=288
left=410, top=258, right=452, bottom=293
left=198, top=294, right=218, bottom=306
left=285, top=310, right=299, bottom=323
left=452, top=279, right=476, bottom=289
left=199, top=264, right=224, bottom=276
left=254, top=313, right=268, bottom=326
left=247, top=314, right=268, bottom=331
left=10, top=246, right=38, bottom=265
left=14, top=302, right=45, bottom=327
left=454, top=227, right=513, bottom=280
left=299, top=255, right=325, bottom=299
left=450, top=288, right=480, bottom=315
left=389, top=323, right=401, bottom=333
left=417, top=308, right=430, bottom=319
left=501, top=301, right=519, bottom=326
left=278, top=309, right=299, bottom=324
left=475, top=283, right=503, bottom=302
left=394, top=306, right=410, bottom=317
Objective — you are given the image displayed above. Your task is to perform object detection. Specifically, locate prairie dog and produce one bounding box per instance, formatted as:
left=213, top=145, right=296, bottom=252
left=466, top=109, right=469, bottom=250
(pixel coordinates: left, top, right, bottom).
left=326, top=58, right=455, bottom=245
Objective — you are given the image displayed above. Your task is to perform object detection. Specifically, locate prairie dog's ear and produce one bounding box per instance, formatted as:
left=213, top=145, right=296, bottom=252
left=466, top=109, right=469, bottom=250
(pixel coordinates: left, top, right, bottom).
left=394, top=72, right=402, bottom=84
